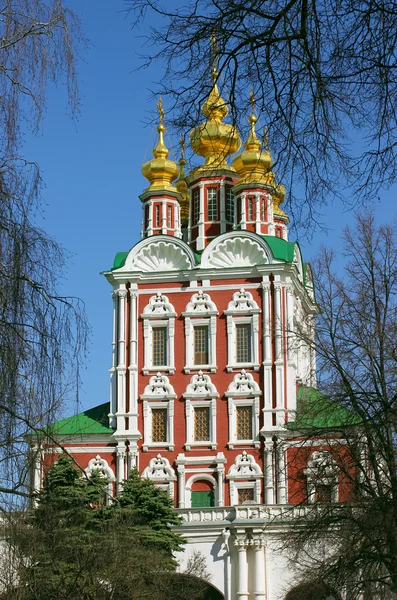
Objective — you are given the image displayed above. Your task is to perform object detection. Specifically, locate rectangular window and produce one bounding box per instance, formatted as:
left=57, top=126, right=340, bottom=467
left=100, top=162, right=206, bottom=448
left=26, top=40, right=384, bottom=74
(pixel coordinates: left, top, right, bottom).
left=238, top=488, right=254, bottom=505
left=193, top=189, right=200, bottom=225
left=236, top=405, right=253, bottom=440
left=226, top=188, right=234, bottom=222
left=155, top=204, right=161, bottom=227
left=152, top=327, right=167, bottom=366
left=236, top=323, right=251, bottom=363
left=247, top=197, right=254, bottom=221
left=167, top=205, right=172, bottom=228
left=207, top=188, right=218, bottom=221
left=194, top=326, right=209, bottom=365
left=261, top=197, right=267, bottom=221
left=315, top=484, right=333, bottom=503
left=194, top=406, right=210, bottom=441
left=152, top=408, right=167, bottom=442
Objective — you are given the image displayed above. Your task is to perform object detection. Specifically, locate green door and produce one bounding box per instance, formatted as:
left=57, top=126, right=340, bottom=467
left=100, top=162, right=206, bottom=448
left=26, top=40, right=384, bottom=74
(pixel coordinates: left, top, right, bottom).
left=191, top=490, right=215, bottom=507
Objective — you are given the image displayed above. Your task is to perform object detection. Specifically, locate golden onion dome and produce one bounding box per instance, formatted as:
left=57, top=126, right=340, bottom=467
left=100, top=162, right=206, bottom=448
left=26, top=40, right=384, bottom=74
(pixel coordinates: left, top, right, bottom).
left=175, top=138, right=189, bottom=223
left=141, top=98, right=179, bottom=192
left=190, top=67, right=241, bottom=170
left=273, top=182, right=288, bottom=220
left=232, top=94, right=273, bottom=184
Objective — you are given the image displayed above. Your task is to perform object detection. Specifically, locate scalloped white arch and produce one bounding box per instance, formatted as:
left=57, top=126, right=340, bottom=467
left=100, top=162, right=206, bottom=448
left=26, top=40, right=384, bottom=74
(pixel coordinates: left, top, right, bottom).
left=185, top=473, right=218, bottom=490
left=200, top=231, right=274, bottom=269
left=122, top=236, right=195, bottom=272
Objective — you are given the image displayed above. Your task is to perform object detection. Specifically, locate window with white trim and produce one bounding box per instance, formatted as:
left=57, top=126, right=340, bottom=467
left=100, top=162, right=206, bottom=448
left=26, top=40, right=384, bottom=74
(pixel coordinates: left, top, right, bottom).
left=207, top=187, right=218, bottom=220
left=193, top=188, right=200, bottom=225
left=225, top=370, right=261, bottom=448
left=85, top=455, right=115, bottom=505
left=247, top=196, right=254, bottom=221
left=142, top=293, right=176, bottom=375
left=141, top=373, right=176, bottom=451
left=226, top=187, right=234, bottom=223
left=183, top=291, right=218, bottom=373
left=226, top=451, right=263, bottom=505
left=305, top=450, right=339, bottom=503
left=155, top=204, right=161, bottom=227
left=183, top=371, right=218, bottom=450
left=225, top=289, right=261, bottom=371
left=167, top=205, right=172, bottom=228
left=142, top=454, right=176, bottom=498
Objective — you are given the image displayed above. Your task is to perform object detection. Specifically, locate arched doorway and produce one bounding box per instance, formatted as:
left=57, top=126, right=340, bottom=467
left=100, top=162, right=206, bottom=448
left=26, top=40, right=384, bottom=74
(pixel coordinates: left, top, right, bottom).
left=191, top=479, right=215, bottom=507
left=285, top=581, right=340, bottom=600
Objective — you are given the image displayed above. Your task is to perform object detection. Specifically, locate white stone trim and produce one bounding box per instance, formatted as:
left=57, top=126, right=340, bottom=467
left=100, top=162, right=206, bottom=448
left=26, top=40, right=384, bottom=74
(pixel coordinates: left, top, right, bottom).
left=227, top=451, right=262, bottom=505
left=142, top=294, right=176, bottom=374
left=85, top=455, right=116, bottom=504
left=227, top=397, right=260, bottom=449
left=225, top=290, right=261, bottom=371
left=141, top=373, right=176, bottom=451
left=305, top=449, right=340, bottom=503
left=183, top=291, right=218, bottom=373
left=183, top=371, right=218, bottom=398
left=185, top=397, right=217, bottom=450
left=185, top=473, right=218, bottom=508
left=142, top=454, right=176, bottom=497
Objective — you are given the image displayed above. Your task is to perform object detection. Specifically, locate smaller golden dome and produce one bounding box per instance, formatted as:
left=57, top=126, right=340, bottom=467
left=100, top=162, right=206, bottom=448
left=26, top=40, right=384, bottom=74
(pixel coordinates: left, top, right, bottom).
left=232, top=95, right=273, bottom=184
left=273, top=182, right=288, bottom=221
left=142, top=98, right=179, bottom=192
left=190, top=66, right=241, bottom=170
left=175, top=138, right=189, bottom=223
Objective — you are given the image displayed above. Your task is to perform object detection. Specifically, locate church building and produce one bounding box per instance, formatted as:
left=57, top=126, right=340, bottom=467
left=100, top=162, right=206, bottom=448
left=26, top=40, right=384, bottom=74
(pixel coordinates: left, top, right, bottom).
left=32, top=67, right=350, bottom=599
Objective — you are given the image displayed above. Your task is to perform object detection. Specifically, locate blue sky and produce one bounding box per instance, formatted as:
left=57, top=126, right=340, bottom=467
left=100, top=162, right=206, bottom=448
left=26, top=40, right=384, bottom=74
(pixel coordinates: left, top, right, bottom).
left=24, top=1, right=395, bottom=415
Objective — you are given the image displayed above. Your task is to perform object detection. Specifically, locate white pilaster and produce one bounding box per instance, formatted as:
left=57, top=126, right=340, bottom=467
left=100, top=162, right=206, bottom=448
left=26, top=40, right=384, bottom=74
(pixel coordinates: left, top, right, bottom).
left=116, top=286, right=127, bottom=432
left=253, top=538, right=266, bottom=600
left=116, top=442, right=126, bottom=493
left=128, top=288, right=140, bottom=436
left=176, top=454, right=186, bottom=508
left=197, top=183, right=205, bottom=250
left=109, top=290, right=118, bottom=428
left=220, top=181, right=226, bottom=233
left=236, top=538, right=249, bottom=600
left=264, top=441, right=275, bottom=504
left=277, top=441, right=287, bottom=504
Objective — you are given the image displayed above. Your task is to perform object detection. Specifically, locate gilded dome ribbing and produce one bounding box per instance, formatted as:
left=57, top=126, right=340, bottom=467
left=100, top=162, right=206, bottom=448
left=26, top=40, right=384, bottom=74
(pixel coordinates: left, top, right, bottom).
left=175, top=138, right=189, bottom=223
left=190, top=67, right=241, bottom=170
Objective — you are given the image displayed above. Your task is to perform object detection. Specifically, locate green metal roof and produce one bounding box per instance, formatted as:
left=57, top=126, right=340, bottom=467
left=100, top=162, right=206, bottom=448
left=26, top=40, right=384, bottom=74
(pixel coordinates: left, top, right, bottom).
left=49, top=402, right=114, bottom=436
left=112, top=251, right=129, bottom=270
left=286, top=386, right=361, bottom=431
left=261, top=235, right=296, bottom=263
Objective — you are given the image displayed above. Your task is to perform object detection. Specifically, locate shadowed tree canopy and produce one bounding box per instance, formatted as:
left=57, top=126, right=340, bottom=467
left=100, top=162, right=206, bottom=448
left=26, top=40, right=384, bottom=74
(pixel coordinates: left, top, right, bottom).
left=0, top=1, right=87, bottom=508
left=128, top=0, right=397, bottom=225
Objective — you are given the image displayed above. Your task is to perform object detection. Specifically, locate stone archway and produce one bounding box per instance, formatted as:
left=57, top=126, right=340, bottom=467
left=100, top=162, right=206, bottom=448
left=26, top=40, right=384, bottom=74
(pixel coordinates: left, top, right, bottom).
left=285, top=581, right=340, bottom=600
left=155, top=573, right=224, bottom=600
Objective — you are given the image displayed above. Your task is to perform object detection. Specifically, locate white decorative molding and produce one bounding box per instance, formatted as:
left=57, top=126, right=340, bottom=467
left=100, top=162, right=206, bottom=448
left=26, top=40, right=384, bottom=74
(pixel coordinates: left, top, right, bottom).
left=201, top=235, right=269, bottom=268
left=141, top=373, right=176, bottom=399
left=125, top=238, right=194, bottom=272
left=183, top=371, right=218, bottom=398
left=141, top=374, right=176, bottom=451
left=142, top=294, right=176, bottom=375
left=142, top=454, right=176, bottom=497
left=305, top=449, right=340, bottom=503
left=225, top=290, right=261, bottom=372
left=183, top=292, right=218, bottom=373
left=227, top=451, right=263, bottom=505
left=225, top=370, right=262, bottom=398
left=225, top=288, right=260, bottom=314
left=183, top=290, right=218, bottom=316
left=227, top=451, right=263, bottom=479
left=293, top=244, right=303, bottom=280
left=85, top=455, right=115, bottom=503
left=142, top=292, right=176, bottom=318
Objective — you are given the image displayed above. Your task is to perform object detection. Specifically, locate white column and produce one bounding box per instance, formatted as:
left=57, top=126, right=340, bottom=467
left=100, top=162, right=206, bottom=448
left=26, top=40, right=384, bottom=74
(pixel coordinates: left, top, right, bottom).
left=116, top=442, right=126, bottom=494
left=32, top=445, right=42, bottom=496
left=109, top=290, right=118, bottom=428
left=161, top=198, right=167, bottom=234
left=277, top=441, right=287, bottom=504
left=116, top=286, right=127, bottom=432
left=216, top=452, right=226, bottom=507
left=220, top=180, right=226, bottom=233
left=255, top=193, right=261, bottom=234
left=235, top=539, right=249, bottom=600
left=274, top=283, right=282, bottom=361
left=264, top=441, right=274, bottom=504
left=240, top=193, right=247, bottom=229
left=128, top=288, right=140, bottom=436
left=261, top=280, right=273, bottom=430
left=197, top=183, right=205, bottom=250
left=253, top=539, right=266, bottom=600
left=176, top=455, right=186, bottom=508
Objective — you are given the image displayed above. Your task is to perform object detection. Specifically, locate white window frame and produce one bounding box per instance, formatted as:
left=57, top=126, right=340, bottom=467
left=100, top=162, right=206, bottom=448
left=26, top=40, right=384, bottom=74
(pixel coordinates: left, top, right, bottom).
left=183, top=291, right=218, bottom=373
left=305, top=450, right=340, bottom=504
left=185, top=399, right=217, bottom=450
left=226, top=451, right=263, bottom=505
left=142, top=293, right=176, bottom=375
left=225, top=289, right=261, bottom=372
left=226, top=187, right=234, bottom=223
left=141, top=373, right=176, bottom=451
left=207, top=187, right=218, bottom=221
left=193, top=188, right=200, bottom=224
left=142, top=454, right=176, bottom=498
left=226, top=370, right=261, bottom=449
